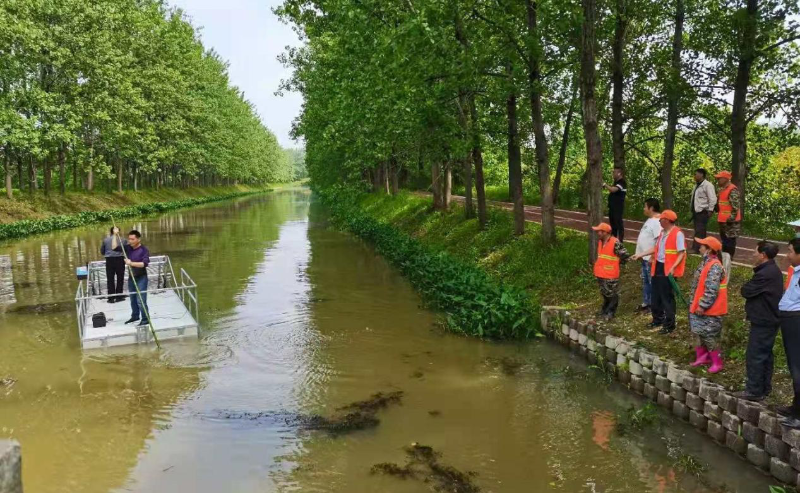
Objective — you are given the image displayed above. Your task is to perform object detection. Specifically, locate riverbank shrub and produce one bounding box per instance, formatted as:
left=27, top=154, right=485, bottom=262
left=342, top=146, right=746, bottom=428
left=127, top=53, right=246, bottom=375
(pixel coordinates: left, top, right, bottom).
left=321, top=186, right=537, bottom=339
left=0, top=190, right=266, bottom=241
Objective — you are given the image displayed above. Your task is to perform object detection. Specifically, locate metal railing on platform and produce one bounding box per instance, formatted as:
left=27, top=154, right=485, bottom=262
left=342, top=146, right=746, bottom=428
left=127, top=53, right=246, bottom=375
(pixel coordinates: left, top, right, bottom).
left=75, top=255, right=199, bottom=342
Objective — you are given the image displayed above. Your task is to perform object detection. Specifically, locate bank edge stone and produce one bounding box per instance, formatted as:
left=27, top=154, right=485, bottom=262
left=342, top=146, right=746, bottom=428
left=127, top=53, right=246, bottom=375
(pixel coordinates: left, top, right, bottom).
left=771, top=457, right=797, bottom=485
left=673, top=401, right=690, bottom=420
left=747, top=444, right=771, bottom=470
left=0, top=440, right=22, bottom=493
left=759, top=412, right=783, bottom=436
left=689, top=410, right=708, bottom=431
left=725, top=431, right=747, bottom=456
left=742, top=421, right=765, bottom=448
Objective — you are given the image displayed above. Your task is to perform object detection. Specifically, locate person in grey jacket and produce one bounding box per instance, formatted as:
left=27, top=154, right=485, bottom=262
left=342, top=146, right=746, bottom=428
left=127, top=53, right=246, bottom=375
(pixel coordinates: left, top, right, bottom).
left=100, top=226, right=126, bottom=302
left=690, top=168, right=717, bottom=253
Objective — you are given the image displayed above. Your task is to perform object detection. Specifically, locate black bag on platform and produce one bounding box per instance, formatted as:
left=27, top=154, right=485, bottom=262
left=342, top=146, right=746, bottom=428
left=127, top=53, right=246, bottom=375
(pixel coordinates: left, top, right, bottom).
left=92, top=312, right=107, bottom=328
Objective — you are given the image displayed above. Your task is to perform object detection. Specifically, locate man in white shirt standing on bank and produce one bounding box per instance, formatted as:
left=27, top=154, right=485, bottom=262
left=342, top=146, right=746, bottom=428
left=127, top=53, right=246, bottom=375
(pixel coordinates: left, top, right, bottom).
left=635, top=198, right=663, bottom=312
left=690, top=168, right=717, bottom=253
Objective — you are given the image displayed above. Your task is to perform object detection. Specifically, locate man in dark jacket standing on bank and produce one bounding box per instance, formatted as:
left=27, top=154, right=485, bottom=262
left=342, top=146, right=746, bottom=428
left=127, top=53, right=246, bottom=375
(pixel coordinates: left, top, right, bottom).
left=735, top=241, right=783, bottom=401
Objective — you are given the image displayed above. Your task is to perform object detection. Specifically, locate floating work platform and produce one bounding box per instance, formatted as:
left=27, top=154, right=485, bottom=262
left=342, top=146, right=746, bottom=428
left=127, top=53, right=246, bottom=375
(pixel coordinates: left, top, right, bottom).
left=75, top=256, right=200, bottom=349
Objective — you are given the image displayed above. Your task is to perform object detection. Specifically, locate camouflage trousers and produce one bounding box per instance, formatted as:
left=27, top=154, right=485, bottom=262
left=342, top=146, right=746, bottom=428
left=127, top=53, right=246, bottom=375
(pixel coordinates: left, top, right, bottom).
left=689, top=313, right=722, bottom=350
left=597, top=278, right=620, bottom=315
left=597, top=278, right=620, bottom=297
left=718, top=221, right=741, bottom=239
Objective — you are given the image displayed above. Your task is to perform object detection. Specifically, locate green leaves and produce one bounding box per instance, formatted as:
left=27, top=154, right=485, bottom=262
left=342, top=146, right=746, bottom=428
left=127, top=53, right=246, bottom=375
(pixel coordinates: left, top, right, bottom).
left=0, top=0, right=291, bottom=190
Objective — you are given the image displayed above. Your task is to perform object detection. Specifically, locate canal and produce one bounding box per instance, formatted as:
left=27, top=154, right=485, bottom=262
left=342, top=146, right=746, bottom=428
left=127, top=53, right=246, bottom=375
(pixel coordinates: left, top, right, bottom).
left=0, top=189, right=774, bottom=492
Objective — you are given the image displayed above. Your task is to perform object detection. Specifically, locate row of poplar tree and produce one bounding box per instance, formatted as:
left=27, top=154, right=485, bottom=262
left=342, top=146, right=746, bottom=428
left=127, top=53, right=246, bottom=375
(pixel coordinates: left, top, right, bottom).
left=0, top=0, right=293, bottom=198
left=278, top=0, right=799, bottom=257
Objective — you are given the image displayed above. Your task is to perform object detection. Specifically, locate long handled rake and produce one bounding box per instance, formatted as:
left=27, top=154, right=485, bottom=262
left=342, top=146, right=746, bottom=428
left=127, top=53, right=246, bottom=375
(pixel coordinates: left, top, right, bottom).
left=112, top=217, right=160, bottom=349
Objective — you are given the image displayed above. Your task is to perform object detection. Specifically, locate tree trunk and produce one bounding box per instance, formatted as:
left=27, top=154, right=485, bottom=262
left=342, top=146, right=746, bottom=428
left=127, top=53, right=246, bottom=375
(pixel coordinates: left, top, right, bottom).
left=87, top=166, right=94, bottom=191
left=382, top=161, right=390, bottom=194
left=43, top=155, right=51, bottom=196
left=29, top=156, right=37, bottom=192
left=507, top=82, right=525, bottom=236
left=58, top=146, right=66, bottom=195
left=468, top=95, right=487, bottom=229
left=661, top=0, right=684, bottom=210
left=611, top=0, right=627, bottom=172
left=443, top=161, right=452, bottom=208
left=17, top=156, right=24, bottom=191
left=554, top=82, right=577, bottom=206
left=730, top=0, right=757, bottom=218
left=4, top=148, right=12, bottom=199
left=526, top=0, right=555, bottom=244
left=456, top=92, right=474, bottom=218
left=116, top=156, right=123, bottom=192
left=431, top=160, right=442, bottom=209
left=390, top=153, right=400, bottom=195
left=580, top=0, right=604, bottom=263
left=372, top=166, right=381, bottom=192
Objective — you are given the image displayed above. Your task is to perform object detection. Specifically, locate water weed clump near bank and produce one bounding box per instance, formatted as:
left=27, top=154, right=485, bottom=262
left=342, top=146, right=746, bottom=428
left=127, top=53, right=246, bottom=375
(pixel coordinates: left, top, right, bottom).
left=320, top=187, right=537, bottom=339
left=0, top=190, right=263, bottom=241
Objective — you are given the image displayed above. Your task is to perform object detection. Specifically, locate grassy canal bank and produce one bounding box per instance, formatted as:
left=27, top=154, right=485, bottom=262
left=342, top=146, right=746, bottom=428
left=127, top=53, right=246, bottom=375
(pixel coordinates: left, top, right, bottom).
left=0, top=184, right=294, bottom=241
left=349, top=190, right=794, bottom=407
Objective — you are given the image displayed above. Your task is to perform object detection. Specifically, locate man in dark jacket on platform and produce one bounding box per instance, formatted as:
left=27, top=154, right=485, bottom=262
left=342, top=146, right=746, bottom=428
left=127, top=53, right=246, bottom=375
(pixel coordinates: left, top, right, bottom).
left=735, top=241, right=783, bottom=401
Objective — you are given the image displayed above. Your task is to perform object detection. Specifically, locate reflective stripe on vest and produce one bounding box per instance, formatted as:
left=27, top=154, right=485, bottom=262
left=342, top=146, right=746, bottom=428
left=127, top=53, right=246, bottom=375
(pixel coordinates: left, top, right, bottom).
left=718, top=184, right=742, bottom=222
left=690, top=257, right=728, bottom=316
left=651, top=227, right=687, bottom=278
left=594, top=237, right=620, bottom=279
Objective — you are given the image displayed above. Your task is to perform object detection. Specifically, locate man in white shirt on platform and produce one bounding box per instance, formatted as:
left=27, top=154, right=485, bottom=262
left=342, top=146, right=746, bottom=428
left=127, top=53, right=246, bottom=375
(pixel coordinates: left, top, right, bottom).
left=634, top=198, right=663, bottom=312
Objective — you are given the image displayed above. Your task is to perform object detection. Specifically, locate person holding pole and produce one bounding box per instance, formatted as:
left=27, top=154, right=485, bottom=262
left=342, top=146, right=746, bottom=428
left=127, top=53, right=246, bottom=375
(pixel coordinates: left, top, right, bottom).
left=123, top=230, right=151, bottom=326
left=100, top=226, right=126, bottom=302
left=631, top=209, right=686, bottom=335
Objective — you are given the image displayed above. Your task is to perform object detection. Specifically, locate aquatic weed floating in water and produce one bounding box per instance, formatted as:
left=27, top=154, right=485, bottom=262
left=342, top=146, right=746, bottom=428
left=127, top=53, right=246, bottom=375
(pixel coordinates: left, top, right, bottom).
left=206, top=391, right=405, bottom=437
left=371, top=442, right=481, bottom=493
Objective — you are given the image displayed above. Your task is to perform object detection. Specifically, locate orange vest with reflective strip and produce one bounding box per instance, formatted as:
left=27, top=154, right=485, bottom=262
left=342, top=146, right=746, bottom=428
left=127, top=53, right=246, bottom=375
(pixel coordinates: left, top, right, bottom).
left=690, top=257, right=728, bottom=316
left=651, top=227, right=686, bottom=278
left=594, top=237, right=620, bottom=279
left=717, top=184, right=742, bottom=222
left=787, top=268, right=795, bottom=291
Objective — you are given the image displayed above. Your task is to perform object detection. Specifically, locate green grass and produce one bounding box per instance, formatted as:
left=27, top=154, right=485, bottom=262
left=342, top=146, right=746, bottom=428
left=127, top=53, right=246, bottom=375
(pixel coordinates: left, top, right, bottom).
left=353, top=189, right=796, bottom=406
left=0, top=184, right=296, bottom=241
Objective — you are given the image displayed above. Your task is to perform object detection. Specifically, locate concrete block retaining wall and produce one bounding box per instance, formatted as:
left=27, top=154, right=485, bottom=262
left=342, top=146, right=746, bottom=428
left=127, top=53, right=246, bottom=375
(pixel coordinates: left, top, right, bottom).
left=541, top=306, right=799, bottom=487
left=0, top=440, right=21, bottom=493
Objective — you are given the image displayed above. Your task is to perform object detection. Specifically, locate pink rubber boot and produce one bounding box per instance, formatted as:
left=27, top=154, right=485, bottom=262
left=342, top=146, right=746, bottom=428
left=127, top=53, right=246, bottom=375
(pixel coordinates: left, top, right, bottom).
left=690, top=346, right=711, bottom=367
left=708, top=350, right=724, bottom=374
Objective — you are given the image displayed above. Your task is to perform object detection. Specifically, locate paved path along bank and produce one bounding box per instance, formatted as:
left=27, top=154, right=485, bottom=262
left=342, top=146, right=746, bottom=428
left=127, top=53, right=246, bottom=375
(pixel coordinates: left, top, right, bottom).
left=435, top=193, right=789, bottom=267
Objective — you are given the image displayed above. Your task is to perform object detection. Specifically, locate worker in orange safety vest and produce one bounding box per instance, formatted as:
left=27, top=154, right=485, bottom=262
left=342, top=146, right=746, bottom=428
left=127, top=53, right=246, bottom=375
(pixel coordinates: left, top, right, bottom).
left=688, top=236, right=728, bottom=374
left=714, top=171, right=741, bottom=258
left=592, top=222, right=630, bottom=320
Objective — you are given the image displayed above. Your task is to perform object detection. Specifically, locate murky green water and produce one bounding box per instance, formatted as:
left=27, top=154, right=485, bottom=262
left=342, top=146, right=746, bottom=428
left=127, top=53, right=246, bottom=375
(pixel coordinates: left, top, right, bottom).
left=0, top=189, right=774, bottom=492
